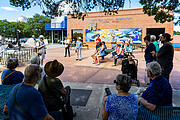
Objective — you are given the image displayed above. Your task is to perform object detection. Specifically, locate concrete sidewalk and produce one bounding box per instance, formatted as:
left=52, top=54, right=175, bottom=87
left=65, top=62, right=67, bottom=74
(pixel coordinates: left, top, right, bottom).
left=63, top=82, right=180, bottom=120
left=0, top=44, right=180, bottom=120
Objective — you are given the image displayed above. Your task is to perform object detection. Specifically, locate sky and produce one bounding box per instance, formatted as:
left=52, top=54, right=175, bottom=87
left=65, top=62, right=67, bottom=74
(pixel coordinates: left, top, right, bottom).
left=0, top=0, right=143, bottom=22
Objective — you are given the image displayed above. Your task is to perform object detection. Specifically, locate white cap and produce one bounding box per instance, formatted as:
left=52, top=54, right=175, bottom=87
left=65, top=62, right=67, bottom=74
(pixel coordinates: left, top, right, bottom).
left=78, top=37, right=81, bottom=39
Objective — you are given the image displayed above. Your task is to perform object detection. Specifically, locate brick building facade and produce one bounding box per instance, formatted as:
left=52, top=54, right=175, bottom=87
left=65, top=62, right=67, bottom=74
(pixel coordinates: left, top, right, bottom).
left=67, top=8, right=174, bottom=48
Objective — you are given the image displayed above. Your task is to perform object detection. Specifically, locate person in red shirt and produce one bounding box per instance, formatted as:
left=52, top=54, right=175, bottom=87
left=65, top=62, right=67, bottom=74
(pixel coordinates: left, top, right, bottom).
left=96, top=34, right=101, bottom=42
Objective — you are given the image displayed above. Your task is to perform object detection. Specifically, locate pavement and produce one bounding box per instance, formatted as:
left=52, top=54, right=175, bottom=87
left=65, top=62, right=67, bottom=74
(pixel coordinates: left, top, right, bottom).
left=1, top=43, right=180, bottom=120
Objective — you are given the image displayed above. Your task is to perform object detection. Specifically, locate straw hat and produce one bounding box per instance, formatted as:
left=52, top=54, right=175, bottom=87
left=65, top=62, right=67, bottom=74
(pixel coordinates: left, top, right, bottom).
left=78, top=37, right=81, bottom=40
left=44, top=60, right=64, bottom=78
left=39, top=35, right=44, bottom=38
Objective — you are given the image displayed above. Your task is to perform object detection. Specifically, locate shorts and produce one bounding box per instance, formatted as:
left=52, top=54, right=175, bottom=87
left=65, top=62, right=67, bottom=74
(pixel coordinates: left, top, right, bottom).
left=40, top=54, right=45, bottom=60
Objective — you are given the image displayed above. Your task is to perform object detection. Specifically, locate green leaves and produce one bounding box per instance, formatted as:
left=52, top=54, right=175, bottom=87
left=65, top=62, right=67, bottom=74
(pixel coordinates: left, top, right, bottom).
left=139, top=0, right=180, bottom=23
left=8, top=0, right=180, bottom=23
left=0, top=14, right=51, bottom=38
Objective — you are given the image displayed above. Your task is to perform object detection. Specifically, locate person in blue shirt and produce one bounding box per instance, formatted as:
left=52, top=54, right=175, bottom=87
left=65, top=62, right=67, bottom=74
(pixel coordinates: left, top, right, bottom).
left=95, top=42, right=105, bottom=65
left=1, top=58, right=24, bottom=85
left=101, top=41, right=107, bottom=60
left=102, top=74, right=138, bottom=120
left=144, top=35, right=156, bottom=64
left=76, top=37, right=83, bottom=61
left=138, top=61, right=172, bottom=111
left=3, top=64, right=62, bottom=120
left=125, top=42, right=135, bottom=57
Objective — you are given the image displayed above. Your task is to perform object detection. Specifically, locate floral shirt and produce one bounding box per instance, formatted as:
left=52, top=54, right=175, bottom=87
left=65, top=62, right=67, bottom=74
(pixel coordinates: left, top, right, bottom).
left=105, top=93, right=138, bottom=120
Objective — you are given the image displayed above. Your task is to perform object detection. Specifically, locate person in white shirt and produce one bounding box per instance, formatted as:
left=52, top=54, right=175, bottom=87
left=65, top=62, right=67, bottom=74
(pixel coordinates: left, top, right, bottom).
left=36, top=35, right=46, bottom=66
left=64, top=37, right=71, bottom=57
left=0, top=41, right=4, bottom=61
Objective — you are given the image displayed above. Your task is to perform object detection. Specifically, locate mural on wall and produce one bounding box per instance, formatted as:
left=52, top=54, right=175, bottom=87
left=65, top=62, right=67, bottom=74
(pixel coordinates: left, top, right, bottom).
left=86, top=28, right=142, bottom=43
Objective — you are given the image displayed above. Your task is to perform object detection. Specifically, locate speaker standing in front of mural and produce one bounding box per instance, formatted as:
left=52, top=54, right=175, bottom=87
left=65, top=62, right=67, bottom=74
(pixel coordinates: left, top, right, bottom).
left=76, top=37, right=83, bottom=61
left=64, top=37, right=71, bottom=57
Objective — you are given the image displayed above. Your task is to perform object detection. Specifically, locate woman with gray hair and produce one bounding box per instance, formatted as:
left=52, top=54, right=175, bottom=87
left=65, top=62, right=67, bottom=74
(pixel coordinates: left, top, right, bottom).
left=30, top=56, right=45, bottom=83
left=138, top=61, right=172, bottom=111
left=1, top=58, right=24, bottom=85
left=150, top=35, right=159, bottom=52
left=102, top=74, right=138, bottom=120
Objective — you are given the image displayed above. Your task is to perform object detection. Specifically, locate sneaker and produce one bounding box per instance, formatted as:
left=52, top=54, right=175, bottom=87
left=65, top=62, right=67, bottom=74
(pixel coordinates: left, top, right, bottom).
left=95, top=64, right=100, bottom=66
left=79, top=59, right=81, bottom=61
left=92, top=62, right=95, bottom=64
left=112, top=64, right=116, bottom=67
left=76, top=59, right=78, bottom=61
left=64, top=56, right=67, bottom=57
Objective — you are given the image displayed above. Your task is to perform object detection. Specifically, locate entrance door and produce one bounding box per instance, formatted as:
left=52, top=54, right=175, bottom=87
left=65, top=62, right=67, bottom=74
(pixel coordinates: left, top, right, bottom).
left=146, top=28, right=165, bottom=40
left=72, top=29, right=83, bottom=41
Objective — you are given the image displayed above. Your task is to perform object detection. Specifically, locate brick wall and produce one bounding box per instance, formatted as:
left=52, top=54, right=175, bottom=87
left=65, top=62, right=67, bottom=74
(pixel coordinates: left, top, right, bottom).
left=67, top=8, right=174, bottom=48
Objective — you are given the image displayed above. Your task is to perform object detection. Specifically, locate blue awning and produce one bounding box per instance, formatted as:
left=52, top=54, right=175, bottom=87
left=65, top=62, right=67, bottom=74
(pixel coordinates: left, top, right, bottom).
left=45, top=18, right=67, bottom=31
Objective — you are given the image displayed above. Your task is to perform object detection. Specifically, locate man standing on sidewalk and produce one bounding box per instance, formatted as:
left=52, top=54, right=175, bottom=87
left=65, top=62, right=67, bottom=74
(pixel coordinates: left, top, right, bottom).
left=155, top=33, right=174, bottom=81
left=64, top=37, right=70, bottom=57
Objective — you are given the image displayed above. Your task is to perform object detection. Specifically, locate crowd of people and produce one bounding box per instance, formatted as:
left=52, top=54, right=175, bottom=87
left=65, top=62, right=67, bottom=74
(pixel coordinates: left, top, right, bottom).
left=91, top=34, right=134, bottom=66
left=2, top=57, right=74, bottom=120
left=0, top=32, right=175, bottom=120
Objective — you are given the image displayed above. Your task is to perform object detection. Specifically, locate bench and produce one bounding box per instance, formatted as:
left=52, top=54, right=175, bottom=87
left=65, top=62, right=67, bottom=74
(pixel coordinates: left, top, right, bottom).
left=132, top=44, right=146, bottom=52
left=82, top=43, right=89, bottom=49
left=70, top=43, right=89, bottom=49
left=137, top=105, right=180, bottom=120
left=101, top=49, right=114, bottom=60
left=0, top=84, right=16, bottom=119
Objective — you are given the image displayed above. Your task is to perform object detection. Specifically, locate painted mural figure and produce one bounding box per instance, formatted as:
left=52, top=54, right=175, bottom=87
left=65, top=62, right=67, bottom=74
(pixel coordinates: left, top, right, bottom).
left=111, top=35, right=117, bottom=49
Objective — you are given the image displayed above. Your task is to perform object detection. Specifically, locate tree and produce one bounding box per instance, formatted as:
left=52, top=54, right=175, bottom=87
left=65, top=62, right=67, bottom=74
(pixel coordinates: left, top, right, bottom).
left=139, top=0, right=180, bottom=23
left=23, top=14, right=51, bottom=38
left=0, top=14, right=51, bottom=38
left=9, top=0, right=180, bottom=23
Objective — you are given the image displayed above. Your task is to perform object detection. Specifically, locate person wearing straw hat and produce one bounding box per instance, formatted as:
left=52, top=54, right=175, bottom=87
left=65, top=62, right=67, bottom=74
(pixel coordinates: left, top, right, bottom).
left=38, top=60, right=75, bottom=120
left=3, top=64, right=57, bottom=120
left=36, top=35, right=46, bottom=66
left=76, top=37, right=83, bottom=61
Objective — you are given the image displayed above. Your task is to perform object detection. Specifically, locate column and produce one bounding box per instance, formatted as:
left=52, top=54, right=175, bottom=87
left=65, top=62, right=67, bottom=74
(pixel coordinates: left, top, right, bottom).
left=51, top=30, right=54, bottom=44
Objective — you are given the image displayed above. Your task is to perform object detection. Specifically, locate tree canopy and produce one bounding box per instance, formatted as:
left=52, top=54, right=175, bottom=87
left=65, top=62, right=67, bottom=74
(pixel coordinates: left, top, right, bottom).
left=9, top=0, right=180, bottom=23
left=0, top=14, right=51, bottom=38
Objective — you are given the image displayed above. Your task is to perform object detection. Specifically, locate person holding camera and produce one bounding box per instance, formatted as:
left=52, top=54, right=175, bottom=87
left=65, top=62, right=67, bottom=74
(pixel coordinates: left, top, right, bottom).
left=102, top=74, right=138, bottom=120
left=36, top=35, right=46, bottom=66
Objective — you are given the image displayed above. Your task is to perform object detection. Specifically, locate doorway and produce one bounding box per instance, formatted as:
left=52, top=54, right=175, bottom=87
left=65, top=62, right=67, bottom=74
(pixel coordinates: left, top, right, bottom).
left=71, top=29, right=83, bottom=41
left=146, top=28, right=165, bottom=40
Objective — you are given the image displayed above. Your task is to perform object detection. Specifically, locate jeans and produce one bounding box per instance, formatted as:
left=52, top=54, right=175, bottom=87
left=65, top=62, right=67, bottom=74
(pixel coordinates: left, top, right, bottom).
left=161, top=65, right=173, bottom=81
left=76, top=48, right=81, bottom=59
left=114, top=55, right=123, bottom=65
left=49, top=111, right=63, bottom=120
left=112, top=52, right=117, bottom=57
left=65, top=47, right=70, bottom=57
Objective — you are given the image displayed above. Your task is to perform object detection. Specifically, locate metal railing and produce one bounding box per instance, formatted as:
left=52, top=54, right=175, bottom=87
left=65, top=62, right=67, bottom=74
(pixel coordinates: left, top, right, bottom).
left=0, top=47, right=35, bottom=66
